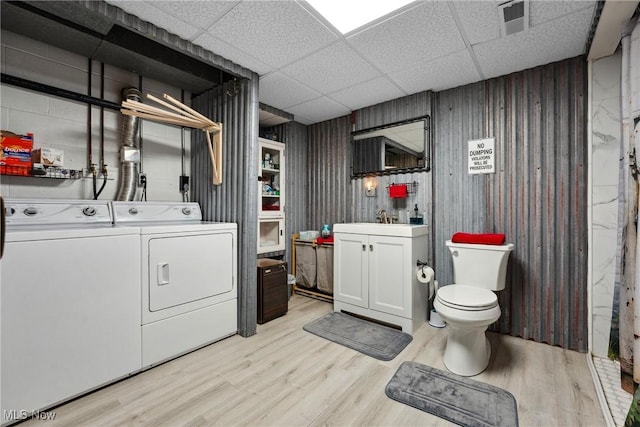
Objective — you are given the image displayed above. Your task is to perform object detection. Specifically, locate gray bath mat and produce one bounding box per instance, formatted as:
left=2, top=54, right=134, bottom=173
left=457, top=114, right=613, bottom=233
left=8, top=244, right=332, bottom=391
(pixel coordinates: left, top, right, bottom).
left=385, top=361, right=518, bottom=427
left=303, top=312, right=412, bottom=361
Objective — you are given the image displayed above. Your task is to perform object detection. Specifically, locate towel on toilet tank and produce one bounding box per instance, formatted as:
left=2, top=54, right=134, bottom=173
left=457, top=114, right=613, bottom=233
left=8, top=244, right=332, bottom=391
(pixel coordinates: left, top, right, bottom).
left=451, top=232, right=506, bottom=245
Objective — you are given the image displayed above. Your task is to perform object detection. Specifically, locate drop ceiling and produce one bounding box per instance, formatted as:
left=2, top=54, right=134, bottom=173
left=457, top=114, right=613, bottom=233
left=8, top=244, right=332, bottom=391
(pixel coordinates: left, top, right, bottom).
left=44, top=1, right=639, bottom=124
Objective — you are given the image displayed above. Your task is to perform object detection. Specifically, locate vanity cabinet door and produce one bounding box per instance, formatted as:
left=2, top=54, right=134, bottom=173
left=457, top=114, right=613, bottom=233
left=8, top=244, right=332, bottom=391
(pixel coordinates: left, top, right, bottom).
left=334, top=233, right=368, bottom=308
left=368, top=235, right=411, bottom=318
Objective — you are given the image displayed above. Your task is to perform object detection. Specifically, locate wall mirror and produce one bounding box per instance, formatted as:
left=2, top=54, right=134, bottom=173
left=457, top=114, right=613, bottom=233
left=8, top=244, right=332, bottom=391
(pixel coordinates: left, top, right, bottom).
left=351, top=116, right=430, bottom=177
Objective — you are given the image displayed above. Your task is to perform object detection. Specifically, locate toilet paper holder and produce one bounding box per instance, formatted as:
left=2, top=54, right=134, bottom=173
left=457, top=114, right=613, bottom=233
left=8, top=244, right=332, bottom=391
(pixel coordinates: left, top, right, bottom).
left=416, top=259, right=430, bottom=278
left=415, top=260, right=435, bottom=296
left=416, top=259, right=445, bottom=327
left=416, top=260, right=438, bottom=300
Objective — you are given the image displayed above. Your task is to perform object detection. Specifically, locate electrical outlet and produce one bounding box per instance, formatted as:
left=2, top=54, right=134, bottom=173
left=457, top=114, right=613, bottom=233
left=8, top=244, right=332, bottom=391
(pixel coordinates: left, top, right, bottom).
left=138, top=173, right=147, bottom=186
left=179, top=175, right=189, bottom=193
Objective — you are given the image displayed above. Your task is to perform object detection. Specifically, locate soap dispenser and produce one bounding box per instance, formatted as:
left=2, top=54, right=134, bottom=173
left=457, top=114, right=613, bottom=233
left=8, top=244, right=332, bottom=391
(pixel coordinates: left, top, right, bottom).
left=410, top=204, right=423, bottom=225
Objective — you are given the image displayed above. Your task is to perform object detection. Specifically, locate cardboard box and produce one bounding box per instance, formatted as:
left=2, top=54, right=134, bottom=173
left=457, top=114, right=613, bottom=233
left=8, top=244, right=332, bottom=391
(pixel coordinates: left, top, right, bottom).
left=0, top=131, right=33, bottom=175
left=32, top=147, right=64, bottom=167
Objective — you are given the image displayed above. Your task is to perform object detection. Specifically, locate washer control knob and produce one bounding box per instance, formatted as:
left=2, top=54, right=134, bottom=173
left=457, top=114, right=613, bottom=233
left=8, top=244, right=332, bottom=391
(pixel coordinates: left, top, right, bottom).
left=23, top=207, right=38, bottom=216
left=5, top=207, right=15, bottom=217
left=83, top=206, right=97, bottom=216
left=128, top=207, right=138, bottom=215
left=182, top=207, right=192, bottom=216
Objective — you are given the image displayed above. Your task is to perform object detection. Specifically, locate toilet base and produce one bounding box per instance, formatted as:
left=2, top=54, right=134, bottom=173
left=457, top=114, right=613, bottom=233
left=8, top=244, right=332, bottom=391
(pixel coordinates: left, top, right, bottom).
left=442, top=324, right=491, bottom=377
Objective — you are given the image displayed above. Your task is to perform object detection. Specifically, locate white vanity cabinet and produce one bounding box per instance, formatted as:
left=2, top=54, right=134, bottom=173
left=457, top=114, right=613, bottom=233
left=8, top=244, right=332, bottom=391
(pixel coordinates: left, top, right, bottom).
left=333, top=223, right=429, bottom=334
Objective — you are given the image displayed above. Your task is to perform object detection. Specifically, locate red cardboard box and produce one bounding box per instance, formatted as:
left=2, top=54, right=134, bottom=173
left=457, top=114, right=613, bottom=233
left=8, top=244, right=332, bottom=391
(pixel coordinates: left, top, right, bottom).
left=0, top=131, right=33, bottom=176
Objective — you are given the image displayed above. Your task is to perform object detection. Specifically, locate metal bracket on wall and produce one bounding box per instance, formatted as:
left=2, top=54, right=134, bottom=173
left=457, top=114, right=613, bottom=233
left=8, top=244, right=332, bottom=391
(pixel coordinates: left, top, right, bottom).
left=387, top=181, right=419, bottom=194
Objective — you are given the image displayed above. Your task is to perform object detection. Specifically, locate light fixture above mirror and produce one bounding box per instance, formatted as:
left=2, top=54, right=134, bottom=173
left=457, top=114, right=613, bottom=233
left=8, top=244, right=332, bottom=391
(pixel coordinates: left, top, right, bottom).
left=351, top=116, right=431, bottom=178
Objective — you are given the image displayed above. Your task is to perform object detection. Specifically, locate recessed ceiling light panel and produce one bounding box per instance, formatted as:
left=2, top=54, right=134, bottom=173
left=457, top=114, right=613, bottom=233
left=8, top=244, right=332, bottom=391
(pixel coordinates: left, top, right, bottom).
left=306, top=0, right=414, bottom=34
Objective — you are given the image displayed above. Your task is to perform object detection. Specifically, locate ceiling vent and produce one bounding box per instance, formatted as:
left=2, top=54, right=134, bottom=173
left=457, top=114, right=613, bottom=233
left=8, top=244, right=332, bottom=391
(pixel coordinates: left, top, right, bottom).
left=498, top=0, right=529, bottom=37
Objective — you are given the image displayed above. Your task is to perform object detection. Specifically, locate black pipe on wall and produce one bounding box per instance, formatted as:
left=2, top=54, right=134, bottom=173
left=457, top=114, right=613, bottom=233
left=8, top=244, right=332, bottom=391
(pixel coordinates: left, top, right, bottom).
left=1, top=73, right=121, bottom=111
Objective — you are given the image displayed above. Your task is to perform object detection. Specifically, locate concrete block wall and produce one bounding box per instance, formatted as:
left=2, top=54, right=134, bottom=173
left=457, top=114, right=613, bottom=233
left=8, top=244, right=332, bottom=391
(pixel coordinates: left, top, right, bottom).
left=0, top=30, right=190, bottom=202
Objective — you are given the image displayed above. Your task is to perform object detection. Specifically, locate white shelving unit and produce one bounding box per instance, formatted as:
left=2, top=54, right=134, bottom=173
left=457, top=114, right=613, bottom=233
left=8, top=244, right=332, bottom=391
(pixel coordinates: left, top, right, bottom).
left=258, top=138, right=285, bottom=253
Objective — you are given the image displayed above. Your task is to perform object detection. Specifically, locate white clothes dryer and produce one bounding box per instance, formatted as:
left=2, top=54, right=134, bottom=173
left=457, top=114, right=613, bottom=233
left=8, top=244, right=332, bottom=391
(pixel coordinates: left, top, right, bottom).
left=1, top=199, right=141, bottom=424
left=112, top=201, right=237, bottom=368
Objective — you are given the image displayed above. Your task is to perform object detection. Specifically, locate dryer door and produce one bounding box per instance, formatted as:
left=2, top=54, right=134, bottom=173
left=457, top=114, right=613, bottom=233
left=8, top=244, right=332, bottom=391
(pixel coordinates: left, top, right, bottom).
left=148, top=232, right=234, bottom=311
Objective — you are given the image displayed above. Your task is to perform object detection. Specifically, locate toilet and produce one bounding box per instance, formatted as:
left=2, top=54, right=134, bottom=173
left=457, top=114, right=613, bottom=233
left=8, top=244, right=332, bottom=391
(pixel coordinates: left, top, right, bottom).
left=433, top=240, right=514, bottom=376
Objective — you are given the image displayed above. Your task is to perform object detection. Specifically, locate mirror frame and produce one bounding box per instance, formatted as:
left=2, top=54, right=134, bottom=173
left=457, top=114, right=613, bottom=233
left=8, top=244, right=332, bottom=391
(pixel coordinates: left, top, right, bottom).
left=350, top=115, right=431, bottom=178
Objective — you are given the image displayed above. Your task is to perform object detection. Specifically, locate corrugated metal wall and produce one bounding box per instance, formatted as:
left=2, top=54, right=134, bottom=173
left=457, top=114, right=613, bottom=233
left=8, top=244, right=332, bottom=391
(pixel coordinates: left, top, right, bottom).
left=191, top=77, right=260, bottom=337
left=351, top=91, right=434, bottom=264
left=306, top=116, right=352, bottom=229
left=434, top=56, right=588, bottom=351
left=271, top=121, right=309, bottom=268
left=303, top=57, right=587, bottom=351
left=354, top=91, right=432, bottom=130
left=299, top=92, right=434, bottom=263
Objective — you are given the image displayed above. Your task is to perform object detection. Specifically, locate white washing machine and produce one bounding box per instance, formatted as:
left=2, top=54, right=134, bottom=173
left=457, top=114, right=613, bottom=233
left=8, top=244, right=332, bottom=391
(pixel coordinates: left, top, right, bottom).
left=1, top=199, right=141, bottom=424
left=112, top=201, right=237, bottom=368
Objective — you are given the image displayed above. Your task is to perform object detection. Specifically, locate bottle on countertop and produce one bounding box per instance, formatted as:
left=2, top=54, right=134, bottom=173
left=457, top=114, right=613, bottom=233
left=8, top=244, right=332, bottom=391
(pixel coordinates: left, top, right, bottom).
left=321, top=224, right=331, bottom=238
left=410, top=204, right=424, bottom=225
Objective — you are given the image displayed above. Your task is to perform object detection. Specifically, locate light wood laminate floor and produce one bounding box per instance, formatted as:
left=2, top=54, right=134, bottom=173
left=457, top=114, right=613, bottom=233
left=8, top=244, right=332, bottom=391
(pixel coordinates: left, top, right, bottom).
left=23, top=295, right=605, bottom=426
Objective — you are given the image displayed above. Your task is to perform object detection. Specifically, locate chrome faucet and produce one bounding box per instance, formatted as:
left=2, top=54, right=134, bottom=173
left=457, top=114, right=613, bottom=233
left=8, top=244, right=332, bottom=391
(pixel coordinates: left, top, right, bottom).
left=377, top=209, right=390, bottom=224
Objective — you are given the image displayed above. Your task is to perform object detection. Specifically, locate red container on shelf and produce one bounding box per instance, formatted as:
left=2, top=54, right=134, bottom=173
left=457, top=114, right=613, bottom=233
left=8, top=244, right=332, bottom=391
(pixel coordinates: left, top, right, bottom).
left=262, top=205, right=281, bottom=211
left=388, top=184, right=408, bottom=198
left=0, top=131, right=33, bottom=176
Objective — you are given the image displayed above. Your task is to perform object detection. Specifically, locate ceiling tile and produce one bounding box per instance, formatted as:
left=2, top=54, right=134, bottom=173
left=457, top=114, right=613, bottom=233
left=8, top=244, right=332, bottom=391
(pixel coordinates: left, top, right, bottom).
left=151, top=1, right=239, bottom=30
left=347, top=2, right=466, bottom=74
left=280, top=41, right=381, bottom=94
left=259, top=72, right=321, bottom=110
left=451, top=0, right=502, bottom=46
left=105, top=0, right=599, bottom=125
left=389, top=49, right=482, bottom=93
left=107, top=1, right=200, bottom=40
left=193, top=32, right=273, bottom=75
left=328, top=77, right=406, bottom=111
left=473, top=7, right=594, bottom=79
left=203, top=1, right=338, bottom=69
left=286, top=96, right=351, bottom=124
left=292, top=116, right=313, bottom=126
left=530, top=1, right=596, bottom=27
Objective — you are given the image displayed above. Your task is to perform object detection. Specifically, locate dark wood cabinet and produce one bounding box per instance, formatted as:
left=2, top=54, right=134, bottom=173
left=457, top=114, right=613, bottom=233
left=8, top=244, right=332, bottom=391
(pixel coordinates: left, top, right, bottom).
left=257, top=259, right=288, bottom=324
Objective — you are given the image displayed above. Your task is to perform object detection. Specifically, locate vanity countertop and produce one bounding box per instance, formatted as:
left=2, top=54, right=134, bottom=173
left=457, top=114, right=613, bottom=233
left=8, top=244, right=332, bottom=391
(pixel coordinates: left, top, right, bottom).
left=333, top=222, right=428, bottom=237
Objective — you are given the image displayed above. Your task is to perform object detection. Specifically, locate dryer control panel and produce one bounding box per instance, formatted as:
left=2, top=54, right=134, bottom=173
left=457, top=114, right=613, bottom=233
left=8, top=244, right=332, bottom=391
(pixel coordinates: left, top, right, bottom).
left=112, top=201, right=202, bottom=224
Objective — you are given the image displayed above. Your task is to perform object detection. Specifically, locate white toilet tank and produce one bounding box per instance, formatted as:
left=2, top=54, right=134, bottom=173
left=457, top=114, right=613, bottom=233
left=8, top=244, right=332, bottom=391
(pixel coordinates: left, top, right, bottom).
left=446, top=240, right=514, bottom=291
